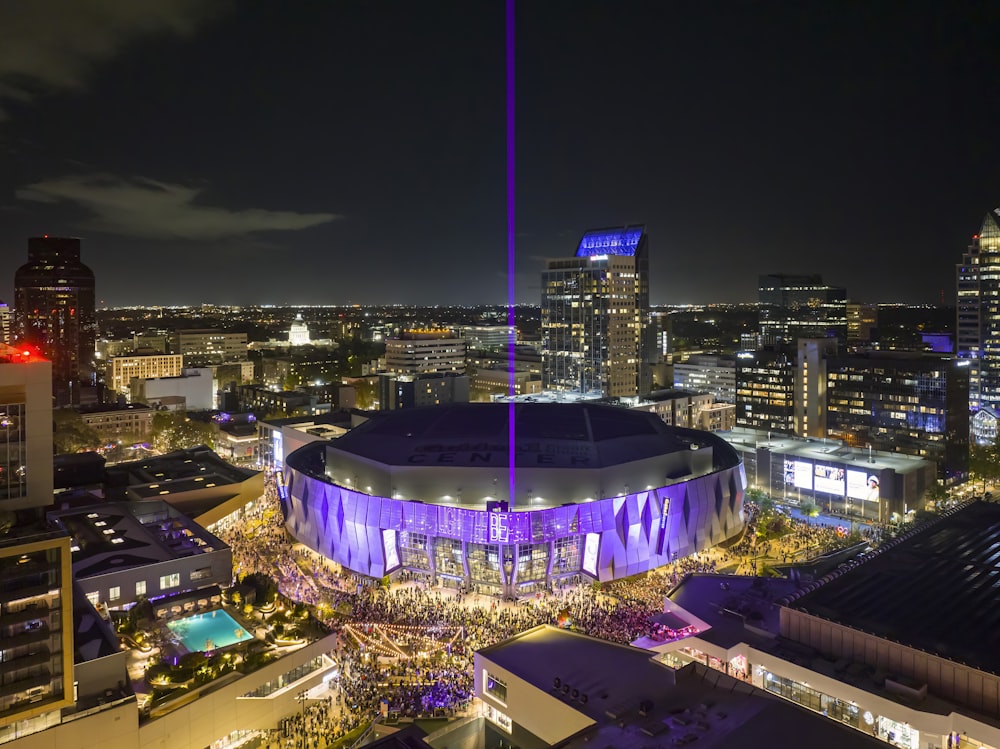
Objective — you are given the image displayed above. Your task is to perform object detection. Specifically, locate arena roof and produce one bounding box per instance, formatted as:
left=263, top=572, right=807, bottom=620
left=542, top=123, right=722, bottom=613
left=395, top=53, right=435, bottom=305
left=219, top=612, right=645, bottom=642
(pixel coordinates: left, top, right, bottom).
left=785, top=501, right=1000, bottom=676
left=329, top=402, right=733, bottom=470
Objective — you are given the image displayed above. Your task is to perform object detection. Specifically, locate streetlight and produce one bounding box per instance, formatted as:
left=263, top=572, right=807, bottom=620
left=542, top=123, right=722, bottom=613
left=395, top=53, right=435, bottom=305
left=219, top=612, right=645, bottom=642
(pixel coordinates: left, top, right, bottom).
left=296, top=689, right=309, bottom=749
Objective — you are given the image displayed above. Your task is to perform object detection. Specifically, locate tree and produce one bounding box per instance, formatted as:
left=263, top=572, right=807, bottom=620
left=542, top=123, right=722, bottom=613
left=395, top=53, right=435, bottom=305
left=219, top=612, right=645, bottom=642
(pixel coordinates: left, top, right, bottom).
left=52, top=408, right=103, bottom=454
left=969, top=444, right=1000, bottom=493
left=150, top=411, right=216, bottom=453
left=923, top=481, right=949, bottom=508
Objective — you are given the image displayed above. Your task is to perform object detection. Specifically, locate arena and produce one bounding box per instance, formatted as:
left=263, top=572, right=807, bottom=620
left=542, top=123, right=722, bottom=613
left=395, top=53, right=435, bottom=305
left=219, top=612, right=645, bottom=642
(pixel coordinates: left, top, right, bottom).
left=282, top=402, right=746, bottom=596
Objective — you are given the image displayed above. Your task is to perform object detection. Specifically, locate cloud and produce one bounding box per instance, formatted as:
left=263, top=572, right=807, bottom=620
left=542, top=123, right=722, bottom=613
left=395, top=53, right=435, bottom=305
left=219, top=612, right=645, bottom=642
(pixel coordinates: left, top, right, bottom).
left=0, top=0, right=228, bottom=116
left=17, top=174, right=340, bottom=240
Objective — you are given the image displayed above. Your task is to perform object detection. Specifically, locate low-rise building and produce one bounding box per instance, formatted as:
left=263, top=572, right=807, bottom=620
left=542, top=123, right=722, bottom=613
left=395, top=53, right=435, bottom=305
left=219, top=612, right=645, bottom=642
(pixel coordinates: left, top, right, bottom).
left=132, top=368, right=214, bottom=411
left=107, top=355, right=183, bottom=400
left=48, top=500, right=232, bottom=613
left=78, top=403, right=155, bottom=445
left=719, top=427, right=936, bottom=522
left=475, top=625, right=885, bottom=749
left=645, top=501, right=1000, bottom=749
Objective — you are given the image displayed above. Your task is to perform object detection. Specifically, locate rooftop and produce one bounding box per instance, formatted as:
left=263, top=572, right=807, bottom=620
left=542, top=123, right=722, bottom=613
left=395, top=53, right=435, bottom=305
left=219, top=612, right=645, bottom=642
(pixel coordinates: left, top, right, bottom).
left=575, top=225, right=646, bottom=258
left=718, top=427, right=932, bottom=473
left=785, top=500, right=1000, bottom=676
left=48, top=500, right=226, bottom=578
left=327, top=402, right=737, bottom=470
left=480, top=626, right=886, bottom=749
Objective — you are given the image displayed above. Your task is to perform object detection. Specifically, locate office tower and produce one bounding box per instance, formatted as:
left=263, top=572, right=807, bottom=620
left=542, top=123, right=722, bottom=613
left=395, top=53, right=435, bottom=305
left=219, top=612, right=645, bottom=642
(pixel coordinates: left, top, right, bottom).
left=384, top=330, right=466, bottom=375
left=735, top=348, right=795, bottom=433
left=377, top=371, right=470, bottom=410
left=673, top=354, right=737, bottom=403
left=541, top=226, right=650, bottom=397
left=0, top=301, right=10, bottom=345
left=845, top=302, right=878, bottom=348
left=758, top=274, right=847, bottom=345
left=13, top=237, right=96, bottom=405
left=794, top=338, right=837, bottom=438
left=955, top=211, right=1000, bottom=410
left=0, top=344, right=54, bottom=510
left=458, top=325, right=515, bottom=353
left=826, top=352, right=970, bottom=481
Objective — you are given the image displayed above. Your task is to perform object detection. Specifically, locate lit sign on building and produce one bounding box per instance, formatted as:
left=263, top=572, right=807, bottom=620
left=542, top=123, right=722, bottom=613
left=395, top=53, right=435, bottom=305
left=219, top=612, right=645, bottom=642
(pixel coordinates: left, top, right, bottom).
left=382, top=529, right=400, bottom=571
left=784, top=460, right=813, bottom=490
left=582, top=533, right=600, bottom=577
left=813, top=464, right=845, bottom=496
left=847, top=470, right=880, bottom=502
left=489, top=511, right=510, bottom=543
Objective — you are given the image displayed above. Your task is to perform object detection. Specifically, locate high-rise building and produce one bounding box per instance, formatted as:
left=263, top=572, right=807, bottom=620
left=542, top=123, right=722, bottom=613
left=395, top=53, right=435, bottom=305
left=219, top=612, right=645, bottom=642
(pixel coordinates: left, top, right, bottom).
left=0, top=344, right=54, bottom=510
left=458, top=325, right=515, bottom=353
left=383, top=330, right=466, bottom=376
left=0, top=525, right=75, bottom=735
left=758, top=273, right=847, bottom=345
left=826, top=352, right=970, bottom=481
left=673, top=354, right=736, bottom=403
left=13, top=237, right=96, bottom=405
left=794, top=338, right=838, bottom=438
left=0, top=301, right=11, bottom=346
left=377, top=371, right=470, bottom=410
left=845, top=302, right=878, bottom=348
left=735, top=348, right=795, bottom=433
left=955, top=210, right=1000, bottom=410
left=541, top=226, right=650, bottom=397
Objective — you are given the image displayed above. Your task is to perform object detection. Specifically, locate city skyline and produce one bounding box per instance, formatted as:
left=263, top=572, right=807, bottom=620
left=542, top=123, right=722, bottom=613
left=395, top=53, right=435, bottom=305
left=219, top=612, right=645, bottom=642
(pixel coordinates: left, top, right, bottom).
left=1, top=2, right=999, bottom=307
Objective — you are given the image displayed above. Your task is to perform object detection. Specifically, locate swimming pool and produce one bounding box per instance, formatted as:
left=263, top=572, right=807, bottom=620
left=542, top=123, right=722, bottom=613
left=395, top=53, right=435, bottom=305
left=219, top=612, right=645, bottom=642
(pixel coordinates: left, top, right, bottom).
left=166, top=610, right=252, bottom=651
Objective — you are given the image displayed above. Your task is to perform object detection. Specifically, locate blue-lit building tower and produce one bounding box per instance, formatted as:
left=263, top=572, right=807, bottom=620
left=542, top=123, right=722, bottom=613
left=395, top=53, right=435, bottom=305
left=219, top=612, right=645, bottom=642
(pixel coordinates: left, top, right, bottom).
left=541, top=226, right=651, bottom=397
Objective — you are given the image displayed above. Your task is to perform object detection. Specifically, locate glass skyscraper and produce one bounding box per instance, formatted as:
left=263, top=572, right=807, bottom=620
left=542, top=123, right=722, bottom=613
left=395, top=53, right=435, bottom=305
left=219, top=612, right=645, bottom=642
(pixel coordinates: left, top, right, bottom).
left=956, top=210, right=1000, bottom=410
left=541, top=226, right=650, bottom=397
left=758, top=273, right=847, bottom=345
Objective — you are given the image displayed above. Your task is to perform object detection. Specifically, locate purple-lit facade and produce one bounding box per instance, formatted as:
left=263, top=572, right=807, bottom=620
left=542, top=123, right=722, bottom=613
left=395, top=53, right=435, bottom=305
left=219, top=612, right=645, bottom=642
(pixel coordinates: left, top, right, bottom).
left=575, top=226, right=645, bottom=257
left=283, top=403, right=745, bottom=595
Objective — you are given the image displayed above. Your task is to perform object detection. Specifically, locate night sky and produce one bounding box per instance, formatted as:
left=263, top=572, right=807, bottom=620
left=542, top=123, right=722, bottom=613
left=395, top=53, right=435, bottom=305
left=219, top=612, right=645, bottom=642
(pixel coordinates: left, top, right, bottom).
left=1, top=1, right=998, bottom=307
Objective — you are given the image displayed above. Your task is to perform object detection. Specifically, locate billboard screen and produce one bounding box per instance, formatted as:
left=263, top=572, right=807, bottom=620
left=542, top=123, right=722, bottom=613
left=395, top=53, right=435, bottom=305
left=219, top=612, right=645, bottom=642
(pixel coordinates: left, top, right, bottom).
left=582, top=533, right=600, bottom=577
left=784, top=460, right=813, bottom=490
left=814, top=465, right=845, bottom=496
left=382, top=529, right=400, bottom=572
left=847, top=470, right=880, bottom=502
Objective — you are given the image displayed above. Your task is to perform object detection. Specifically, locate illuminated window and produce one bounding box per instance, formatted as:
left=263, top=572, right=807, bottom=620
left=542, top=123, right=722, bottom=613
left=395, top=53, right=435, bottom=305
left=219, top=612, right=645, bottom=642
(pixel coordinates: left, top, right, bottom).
left=483, top=671, right=507, bottom=705
left=160, top=573, right=180, bottom=590
left=109, top=586, right=120, bottom=601
left=136, top=580, right=146, bottom=596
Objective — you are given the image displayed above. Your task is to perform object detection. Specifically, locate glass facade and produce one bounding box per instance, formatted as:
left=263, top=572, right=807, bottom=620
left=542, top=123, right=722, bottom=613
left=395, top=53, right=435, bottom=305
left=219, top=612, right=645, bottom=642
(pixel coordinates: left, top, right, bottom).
left=757, top=274, right=847, bottom=344
left=467, top=543, right=502, bottom=591
left=239, top=655, right=330, bottom=698
left=516, top=543, right=548, bottom=584
left=736, top=351, right=795, bottom=433
left=399, top=532, right=430, bottom=571
left=541, top=226, right=650, bottom=397
left=433, top=537, right=462, bottom=578
left=0, top=402, right=26, bottom=501
left=826, top=355, right=970, bottom=481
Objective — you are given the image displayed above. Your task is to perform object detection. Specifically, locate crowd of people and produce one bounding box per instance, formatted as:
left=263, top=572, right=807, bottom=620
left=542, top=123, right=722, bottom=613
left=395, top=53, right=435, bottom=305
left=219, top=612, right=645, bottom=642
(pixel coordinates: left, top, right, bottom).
left=213, top=477, right=883, bottom=745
